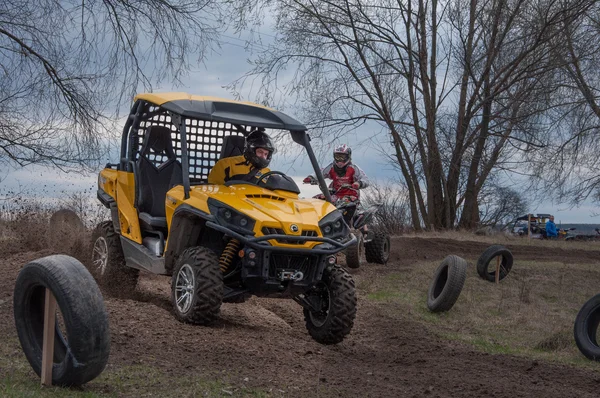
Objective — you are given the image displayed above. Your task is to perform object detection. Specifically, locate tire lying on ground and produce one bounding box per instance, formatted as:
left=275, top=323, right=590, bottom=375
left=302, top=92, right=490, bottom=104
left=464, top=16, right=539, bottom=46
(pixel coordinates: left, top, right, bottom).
left=427, top=255, right=468, bottom=313
left=476, top=245, right=513, bottom=282
left=574, top=294, right=600, bottom=361
left=13, top=255, right=110, bottom=386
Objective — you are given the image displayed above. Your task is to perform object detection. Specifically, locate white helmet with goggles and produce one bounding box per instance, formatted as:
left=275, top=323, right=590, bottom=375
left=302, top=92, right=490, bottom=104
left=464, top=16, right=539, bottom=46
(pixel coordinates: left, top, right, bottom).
left=333, top=144, right=351, bottom=168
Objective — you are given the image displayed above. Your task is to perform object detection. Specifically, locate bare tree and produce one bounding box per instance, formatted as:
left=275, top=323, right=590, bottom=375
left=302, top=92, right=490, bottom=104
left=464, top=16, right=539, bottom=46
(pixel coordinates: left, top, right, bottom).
left=361, top=181, right=412, bottom=234
left=478, top=184, right=528, bottom=228
left=230, top=0, right=590, bottom=230
left=530, top=3, right=600, bottom=206
left=0, top=0, right=223, bottom=169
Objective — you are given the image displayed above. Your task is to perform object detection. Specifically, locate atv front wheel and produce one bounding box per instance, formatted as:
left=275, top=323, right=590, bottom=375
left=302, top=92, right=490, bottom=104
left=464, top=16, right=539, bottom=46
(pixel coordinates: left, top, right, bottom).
left=345, top=232, right=363, bottom=269
left=365, top=232, right=390, bottom=264
left=90, top=221, right=139, bottom=294
left=303, top=265, right=356, bottom=344
left=171, top=246, right=223, bottom=325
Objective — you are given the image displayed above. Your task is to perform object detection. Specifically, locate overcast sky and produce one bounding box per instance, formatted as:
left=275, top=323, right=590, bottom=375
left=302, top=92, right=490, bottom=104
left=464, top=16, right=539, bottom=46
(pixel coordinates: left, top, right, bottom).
left=2, top=24, right=599, bottom=224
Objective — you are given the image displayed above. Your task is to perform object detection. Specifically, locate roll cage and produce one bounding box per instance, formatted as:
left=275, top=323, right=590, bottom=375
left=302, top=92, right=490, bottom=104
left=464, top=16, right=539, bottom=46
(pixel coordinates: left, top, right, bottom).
left=115, top=94, right=333, bottom=202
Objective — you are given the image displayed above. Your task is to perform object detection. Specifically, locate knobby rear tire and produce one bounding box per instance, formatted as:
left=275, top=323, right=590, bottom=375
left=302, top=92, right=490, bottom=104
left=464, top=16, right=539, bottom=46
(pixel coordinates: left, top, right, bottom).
left=365, top=233, right=391, bottom=264
left=90, top=221, right=139, bottom=295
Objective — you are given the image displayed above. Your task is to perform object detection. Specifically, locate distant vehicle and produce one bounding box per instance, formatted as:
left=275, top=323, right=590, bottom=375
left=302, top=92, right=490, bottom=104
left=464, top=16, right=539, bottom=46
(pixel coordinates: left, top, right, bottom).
left=511, top=214, right=551, bottom=238
left=569, top=228, right=600, bottom=242
left=510, top=213, right=576, bottom=240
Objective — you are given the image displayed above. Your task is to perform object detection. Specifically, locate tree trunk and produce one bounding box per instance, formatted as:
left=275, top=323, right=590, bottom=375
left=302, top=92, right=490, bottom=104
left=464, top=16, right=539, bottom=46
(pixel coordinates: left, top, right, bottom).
left=459, top=80, right=492, bottom=229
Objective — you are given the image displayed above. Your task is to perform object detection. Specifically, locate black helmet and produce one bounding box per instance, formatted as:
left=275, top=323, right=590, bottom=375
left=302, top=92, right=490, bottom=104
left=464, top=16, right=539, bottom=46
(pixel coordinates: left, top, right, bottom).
left=244, top=129, right=275, bottom=169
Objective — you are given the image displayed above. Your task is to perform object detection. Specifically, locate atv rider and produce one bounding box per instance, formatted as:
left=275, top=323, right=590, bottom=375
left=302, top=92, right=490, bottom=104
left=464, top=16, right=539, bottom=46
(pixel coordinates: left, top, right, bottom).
left=303, top=144, right=370, bottom=224
left=208, top=130, right=274, bottom=184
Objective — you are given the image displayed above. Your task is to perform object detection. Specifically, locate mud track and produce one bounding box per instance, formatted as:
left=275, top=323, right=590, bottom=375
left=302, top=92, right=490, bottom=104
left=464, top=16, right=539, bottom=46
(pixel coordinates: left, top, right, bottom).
left=2, top=237, right=599, bottom=397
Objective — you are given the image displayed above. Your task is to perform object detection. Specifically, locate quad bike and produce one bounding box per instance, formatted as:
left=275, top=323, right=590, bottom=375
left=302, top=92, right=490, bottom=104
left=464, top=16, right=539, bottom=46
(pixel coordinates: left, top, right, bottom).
left=304, top=180, right=390, bottom=269
left=557, top=227, right=577, bottom=241
left=92, top=92, right=357, bottom=345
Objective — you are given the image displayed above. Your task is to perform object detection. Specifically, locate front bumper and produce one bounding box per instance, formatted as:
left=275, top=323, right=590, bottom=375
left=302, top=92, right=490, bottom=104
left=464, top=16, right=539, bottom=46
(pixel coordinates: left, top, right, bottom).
left=206, top=221, right=356, bottom=297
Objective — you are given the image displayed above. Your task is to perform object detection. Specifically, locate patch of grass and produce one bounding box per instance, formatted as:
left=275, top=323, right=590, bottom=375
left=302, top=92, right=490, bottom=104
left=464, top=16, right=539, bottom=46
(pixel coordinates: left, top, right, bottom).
left=367, top=289, right=400, bottom=301
left=0, top=338, right=268, bottom=397
left=534, top=330, right=573, bottom=352
left=0, top=361, right=269, bottom=398
left=360, top=256, right=600, bottom=368
left=0, top=374, right=106, bottom=398
left=451, top=334, right=515, bottom=355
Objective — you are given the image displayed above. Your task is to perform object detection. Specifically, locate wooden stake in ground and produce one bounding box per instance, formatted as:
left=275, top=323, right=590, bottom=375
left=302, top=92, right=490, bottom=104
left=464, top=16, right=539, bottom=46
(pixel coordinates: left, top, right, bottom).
left=495, top=256, right=501, bottom=284
left=41, top=288, right=56, bottom=386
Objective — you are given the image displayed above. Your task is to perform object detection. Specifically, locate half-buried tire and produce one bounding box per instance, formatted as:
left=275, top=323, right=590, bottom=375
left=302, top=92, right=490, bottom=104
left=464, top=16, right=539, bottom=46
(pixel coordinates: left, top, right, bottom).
left=13, top=255, right=110, bottom=386
left=477, top=245, right=513, bottom=282
left=574, top=294, right=600, bottom=361
left=427, top=255, right=468, bottom=313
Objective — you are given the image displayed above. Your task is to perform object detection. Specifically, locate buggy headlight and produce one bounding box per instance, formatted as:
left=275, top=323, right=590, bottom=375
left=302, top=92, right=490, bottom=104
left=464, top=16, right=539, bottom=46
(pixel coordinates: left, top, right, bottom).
left=208, top=198, right=256, bottom=235
left=319, top=210, right=348, bottom=239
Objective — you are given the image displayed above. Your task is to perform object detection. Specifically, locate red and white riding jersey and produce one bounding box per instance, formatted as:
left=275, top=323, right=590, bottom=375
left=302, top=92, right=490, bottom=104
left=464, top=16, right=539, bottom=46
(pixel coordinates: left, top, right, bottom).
left=321, top=162, right=370, bottom=199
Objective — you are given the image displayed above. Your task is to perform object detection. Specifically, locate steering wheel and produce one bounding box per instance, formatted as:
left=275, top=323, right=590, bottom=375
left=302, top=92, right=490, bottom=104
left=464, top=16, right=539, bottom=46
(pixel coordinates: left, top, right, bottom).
left=256, top=170, right=288, bottom=186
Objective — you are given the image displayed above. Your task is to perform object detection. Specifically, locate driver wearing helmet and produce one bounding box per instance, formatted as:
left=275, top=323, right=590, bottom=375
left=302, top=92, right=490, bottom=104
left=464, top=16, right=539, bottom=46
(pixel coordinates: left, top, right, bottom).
left=303, top=144, right=370, bottom=200
left=208, top=129, right=274, bottom=184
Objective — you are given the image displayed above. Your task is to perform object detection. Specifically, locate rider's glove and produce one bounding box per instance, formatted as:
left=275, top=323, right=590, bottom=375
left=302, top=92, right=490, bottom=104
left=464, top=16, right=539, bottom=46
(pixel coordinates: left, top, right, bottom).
left=352, top=182, right=360, bottom=189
